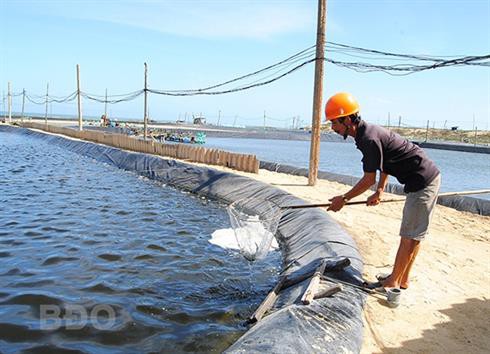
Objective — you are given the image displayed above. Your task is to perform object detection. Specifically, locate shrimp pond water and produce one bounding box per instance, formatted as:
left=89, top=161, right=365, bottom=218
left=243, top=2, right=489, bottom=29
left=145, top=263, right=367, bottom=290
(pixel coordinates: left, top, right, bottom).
left=206, top=137, right=490, bottom=200
left=0, top=131, right=281, bottom=353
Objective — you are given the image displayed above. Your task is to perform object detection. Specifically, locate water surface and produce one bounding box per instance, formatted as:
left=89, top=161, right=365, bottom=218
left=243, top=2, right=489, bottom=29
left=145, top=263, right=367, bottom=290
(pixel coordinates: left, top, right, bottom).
left=0, top=132, right=280, bottom=353
left=206, top=137, right=490, bottom=199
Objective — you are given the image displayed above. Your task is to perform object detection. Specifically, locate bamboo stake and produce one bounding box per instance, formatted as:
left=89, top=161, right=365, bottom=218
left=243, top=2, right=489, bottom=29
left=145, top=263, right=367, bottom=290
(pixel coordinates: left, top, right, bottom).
left=248, top=276, right=287, bottom=324
left=313, top=283, right=343, bottom=300
left=301, top=259, right=328, bottom=305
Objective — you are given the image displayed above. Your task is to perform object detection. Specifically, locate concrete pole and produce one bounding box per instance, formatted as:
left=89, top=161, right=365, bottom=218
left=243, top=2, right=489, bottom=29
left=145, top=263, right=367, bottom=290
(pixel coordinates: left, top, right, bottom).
left=218, top=110, right=221, bottom=126
left=263, top=110, right=266, bottom=131
left=45, top=83, right=49, bottom=125
left=77, top=64, right=83, bottom=131
left=308, top=0, right=327, bottom=186
left=144, top=62, right=148, bottom=140
left=21, top=89, right=25, bottom=122
left=7, top=82, right=11, bottom=124
left=104, top=88, right=108, bottom=118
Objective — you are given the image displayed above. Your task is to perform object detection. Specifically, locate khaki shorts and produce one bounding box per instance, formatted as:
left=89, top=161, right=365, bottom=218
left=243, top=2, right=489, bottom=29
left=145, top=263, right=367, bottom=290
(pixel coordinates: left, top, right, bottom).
left=399, top=174, right=441, bottom=241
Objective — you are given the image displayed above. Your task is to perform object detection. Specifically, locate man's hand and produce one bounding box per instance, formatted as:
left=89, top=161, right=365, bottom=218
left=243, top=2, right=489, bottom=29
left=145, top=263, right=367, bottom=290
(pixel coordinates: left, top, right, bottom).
left=366, top=191, right=381, bottom=206
left=327, top=195, right=345, bottom=212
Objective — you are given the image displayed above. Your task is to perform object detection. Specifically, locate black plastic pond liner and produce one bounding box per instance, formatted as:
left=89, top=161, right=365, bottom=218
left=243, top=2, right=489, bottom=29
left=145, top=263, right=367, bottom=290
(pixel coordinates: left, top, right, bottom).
left=2, top=125, right=365, bottom=353
left=260, top=161, right=490, bottom=216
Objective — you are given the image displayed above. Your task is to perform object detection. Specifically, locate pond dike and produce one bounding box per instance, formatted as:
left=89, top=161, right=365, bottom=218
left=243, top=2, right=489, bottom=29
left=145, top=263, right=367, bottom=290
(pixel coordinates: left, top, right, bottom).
left=260, top=161, right=490, bottom=217
left=1, top=125, right=365, bottom=353
left=414, top=141, right=490, bottom=154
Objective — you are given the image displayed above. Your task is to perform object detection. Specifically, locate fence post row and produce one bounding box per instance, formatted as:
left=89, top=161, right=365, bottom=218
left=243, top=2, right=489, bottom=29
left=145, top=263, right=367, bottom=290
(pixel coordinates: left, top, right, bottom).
left=18, top=122, right=259, bottom=173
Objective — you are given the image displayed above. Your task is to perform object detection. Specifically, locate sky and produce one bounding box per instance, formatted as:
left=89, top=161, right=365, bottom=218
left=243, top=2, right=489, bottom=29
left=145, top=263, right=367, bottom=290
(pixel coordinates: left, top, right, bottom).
left=1, top=0, right=489, bottom=130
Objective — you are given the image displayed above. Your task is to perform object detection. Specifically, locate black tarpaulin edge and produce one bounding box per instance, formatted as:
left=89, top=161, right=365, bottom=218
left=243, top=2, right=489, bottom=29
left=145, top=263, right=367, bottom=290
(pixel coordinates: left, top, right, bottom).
left=260, top=161, right=490, bottom=216
left=1, top=125, right=365, bottom=353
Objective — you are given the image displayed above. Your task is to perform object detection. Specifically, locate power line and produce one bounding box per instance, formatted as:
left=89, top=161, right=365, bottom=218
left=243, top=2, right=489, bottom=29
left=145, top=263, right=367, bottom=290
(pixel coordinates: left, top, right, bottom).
left=8, top=42, right=490, bottom=101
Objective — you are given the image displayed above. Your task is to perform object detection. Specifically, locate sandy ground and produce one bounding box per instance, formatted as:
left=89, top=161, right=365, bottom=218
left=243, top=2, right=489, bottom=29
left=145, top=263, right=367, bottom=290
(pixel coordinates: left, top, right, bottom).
left=198, top=164, right=490, bottom=354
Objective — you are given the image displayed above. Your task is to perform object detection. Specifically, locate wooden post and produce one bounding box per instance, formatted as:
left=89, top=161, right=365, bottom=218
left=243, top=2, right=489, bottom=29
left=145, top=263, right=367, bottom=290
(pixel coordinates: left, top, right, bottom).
left=308, top=0, right=327, bottom=186
left=45, top=83, right=49, bottom=125
left=425, top=120, right=429, bottom=142
left=313, top=283, right=342, bottom=300
left=301, top=259, right=328, bottom=305
left=253, top=156, right=259, bottom=173
left=238, top=154, right=245, bottom=171
left=104, top=88, right=108, bottom=118
left=21, top=89, right=25, bottom=122
left=144, top=62, right=148, bottom=140
left=248, top=276, right=287, bottom=323
left=77, top=64, right=83, bottom=131
left=7, top=82, right=11, bottom=124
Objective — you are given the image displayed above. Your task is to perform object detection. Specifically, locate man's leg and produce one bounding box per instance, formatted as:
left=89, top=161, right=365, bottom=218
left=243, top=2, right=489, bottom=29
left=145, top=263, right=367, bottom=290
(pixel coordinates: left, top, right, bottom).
left=382, top=238, right=420, bottom=288
left=383, top=174, right=440, bottom=289
left=399, top=240, right=420, bottom=288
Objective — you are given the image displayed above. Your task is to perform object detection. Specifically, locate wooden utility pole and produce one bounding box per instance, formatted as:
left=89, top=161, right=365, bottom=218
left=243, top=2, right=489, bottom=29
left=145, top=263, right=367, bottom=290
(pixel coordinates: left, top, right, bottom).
left=425, top=120, right=429, bottom=142
left=45, top=83, right=49, bottom=125
left=7, top=82, right=11, bottom=124
left=2, top=92, right=5, bottom=121
left=77, top=64, right=83, bottom=131
left=308, top=0, right=327, bottom=186
left=21, top=89, right=25, bottom=122
left=144, top=62, right=148, bottom=140
left=104, top=88, right=108, bottom=118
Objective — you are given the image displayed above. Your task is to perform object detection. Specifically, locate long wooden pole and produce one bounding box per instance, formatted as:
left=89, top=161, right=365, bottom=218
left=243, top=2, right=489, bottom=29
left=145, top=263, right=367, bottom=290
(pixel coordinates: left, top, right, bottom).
left=21, top=89, right=25, bottom=122
left=7, top=82, right=11, bottom=124
left=104, top=88, right=108, bottom=118
left=45, top=83, right=49, bottom=125
left=77, top=64, right=83, bottom=131
left=144, top=62, right=148, bottom=140
left=281, top=189, right=490, bottom=209
left=248, top=276, right=286, bottom=323
left=308, top=0, right=327, bottom=186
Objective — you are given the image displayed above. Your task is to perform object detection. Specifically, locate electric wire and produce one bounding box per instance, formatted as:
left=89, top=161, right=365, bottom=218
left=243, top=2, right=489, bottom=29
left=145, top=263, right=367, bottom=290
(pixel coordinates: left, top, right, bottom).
left=81, top=90, right=144, bottom=104
left=10, top=42, right=489, bottom=102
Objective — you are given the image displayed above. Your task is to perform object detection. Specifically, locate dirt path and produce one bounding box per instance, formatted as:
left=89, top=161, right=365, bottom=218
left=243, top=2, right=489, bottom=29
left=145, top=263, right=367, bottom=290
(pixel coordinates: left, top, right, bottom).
left=204, top=165, right=490, bottom=353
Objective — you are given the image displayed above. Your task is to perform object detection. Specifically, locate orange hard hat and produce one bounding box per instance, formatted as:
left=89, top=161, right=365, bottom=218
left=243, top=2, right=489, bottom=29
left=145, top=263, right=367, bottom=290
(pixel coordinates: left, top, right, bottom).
left=325, top=92, right=360, bottom=121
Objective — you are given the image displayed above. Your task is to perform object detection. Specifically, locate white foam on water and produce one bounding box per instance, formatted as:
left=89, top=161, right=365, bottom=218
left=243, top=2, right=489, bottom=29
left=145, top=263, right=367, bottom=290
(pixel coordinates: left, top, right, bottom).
left=209, top=228, right=279, bottom=251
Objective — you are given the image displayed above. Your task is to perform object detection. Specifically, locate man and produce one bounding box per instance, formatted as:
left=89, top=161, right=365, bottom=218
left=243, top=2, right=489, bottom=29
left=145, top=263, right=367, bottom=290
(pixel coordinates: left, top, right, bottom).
left=325, top=92, right=441, bottom=290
